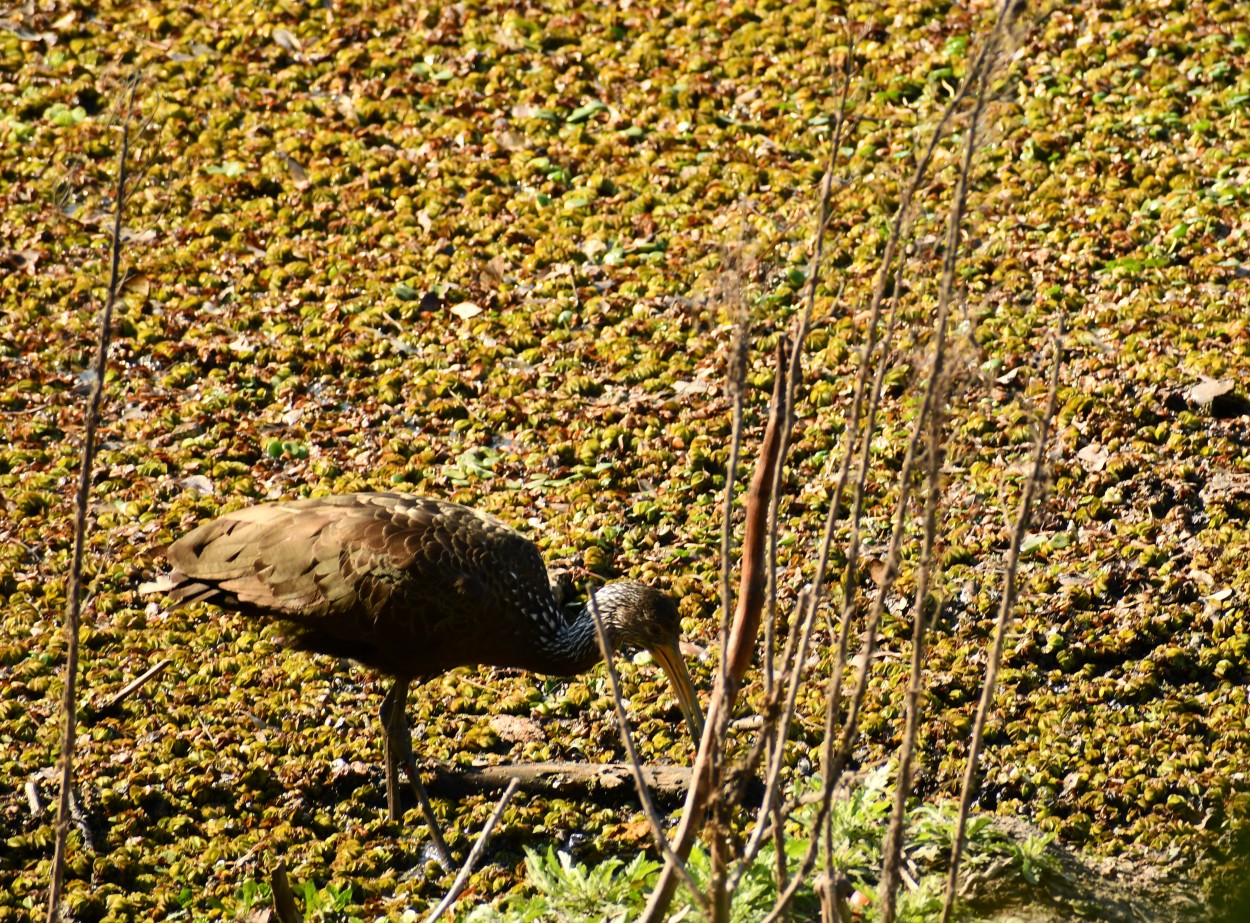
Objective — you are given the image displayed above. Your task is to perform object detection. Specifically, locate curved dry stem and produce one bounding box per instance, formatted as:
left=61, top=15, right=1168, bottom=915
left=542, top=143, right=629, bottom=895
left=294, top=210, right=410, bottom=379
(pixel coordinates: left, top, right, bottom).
left=588, top=600, right=707, bottom=910
left=423, top=777, right=521, bottom=923
left=939, top=322, right=1063, bottom=923
left=879, top=24, right=999, bottom=921
left=46, top=80, right=139, bottom=923
left=640, top=339, right=791, bottom=923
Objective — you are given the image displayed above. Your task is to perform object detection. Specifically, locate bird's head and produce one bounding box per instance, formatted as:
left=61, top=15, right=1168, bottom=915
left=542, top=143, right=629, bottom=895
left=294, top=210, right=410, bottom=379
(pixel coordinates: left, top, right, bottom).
left=588, top=582, right=704, bottom=743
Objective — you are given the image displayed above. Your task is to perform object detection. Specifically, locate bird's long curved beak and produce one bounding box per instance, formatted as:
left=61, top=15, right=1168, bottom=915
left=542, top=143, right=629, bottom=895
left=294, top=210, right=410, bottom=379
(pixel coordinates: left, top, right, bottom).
left=649, top=641, right=704, bottom=744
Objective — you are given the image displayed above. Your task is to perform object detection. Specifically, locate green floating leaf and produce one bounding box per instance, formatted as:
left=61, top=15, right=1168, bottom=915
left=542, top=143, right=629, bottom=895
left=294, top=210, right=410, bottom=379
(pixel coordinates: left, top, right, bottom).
left=44, top=103, right=87, bottom=126
left=1020, top=533, right=1048, bottom=555
left=5, top=118, right=34, bottom=141
left=205, top=161, right=248, bottom=177
left=566, top=100, right=606, bottom=123
left=944, top=34, right=970, bottom=57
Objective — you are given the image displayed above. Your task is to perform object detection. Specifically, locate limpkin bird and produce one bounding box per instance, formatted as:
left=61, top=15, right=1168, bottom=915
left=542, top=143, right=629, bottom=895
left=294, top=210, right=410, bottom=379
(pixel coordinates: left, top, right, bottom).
left=161, top=492, right=703, bottom=857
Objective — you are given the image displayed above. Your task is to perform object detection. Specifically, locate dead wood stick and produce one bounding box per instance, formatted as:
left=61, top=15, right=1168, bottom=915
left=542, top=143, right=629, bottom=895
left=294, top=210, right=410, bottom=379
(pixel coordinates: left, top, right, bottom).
left=726, top=338, right=791, bottom=685
left=421, top=761, right=727, bottom=807
left=270, top=862, right=303, bottom=923
left=104, top=658, right=172, bottom=712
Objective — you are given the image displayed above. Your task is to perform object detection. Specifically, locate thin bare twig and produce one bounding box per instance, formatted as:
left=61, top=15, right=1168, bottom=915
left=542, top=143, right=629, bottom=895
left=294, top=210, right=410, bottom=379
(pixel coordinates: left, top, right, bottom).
left=767, top=34, right=858, bottom=699
left=47, top=81, right=137, bottom=923
left=828, top=283, right=942, bottom=796
left=878, top=404, right=948, bottom=923
left=879, top=23, right=998, bottom=920
left=763, top=54, right=851, bottom=699
left=740, top=50, right=858, bottom=880
left=404, top=764, right=454, bottom=870
left=424, top=777, right=522, bottom=923
left=588, top=600, right=707, bottom=908
left=940, top=321, right=1062, bottom=923
left=819, top=40, right=981, bottom=780
left=103, top=658, right=173, bottom=712
left=704, top=281, right=753, bottom=923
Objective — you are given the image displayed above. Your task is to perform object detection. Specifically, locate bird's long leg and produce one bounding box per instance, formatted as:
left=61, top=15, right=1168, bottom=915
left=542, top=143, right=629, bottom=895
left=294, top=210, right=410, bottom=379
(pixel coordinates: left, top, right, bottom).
left=380, top=678, right=452, bottom=868
left=380, top=680, right=402, bottom=822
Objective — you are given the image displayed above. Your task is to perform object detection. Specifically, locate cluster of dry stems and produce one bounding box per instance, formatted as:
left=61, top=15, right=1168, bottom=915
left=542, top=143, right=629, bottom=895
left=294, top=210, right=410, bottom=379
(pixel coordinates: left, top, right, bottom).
left=619, top=4, right=1060, bottom=921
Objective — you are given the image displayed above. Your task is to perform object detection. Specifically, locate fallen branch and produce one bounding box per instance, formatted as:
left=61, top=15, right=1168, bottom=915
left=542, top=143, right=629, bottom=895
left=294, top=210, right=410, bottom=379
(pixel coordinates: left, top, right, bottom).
left=419, top=761, right=745, bottom=807
left=102, top=658, right=173, bottom=713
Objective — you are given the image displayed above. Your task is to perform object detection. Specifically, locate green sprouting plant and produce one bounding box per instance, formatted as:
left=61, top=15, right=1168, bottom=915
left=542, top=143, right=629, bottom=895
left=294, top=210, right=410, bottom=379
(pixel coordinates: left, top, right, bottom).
left=463, top=763, right=1059, bottom=922
left=234, top=878, right=361, bottom=923
left=464, top=848, right=661, bottom=922
left=1009, top=832, right=1058, bottom=886
left=235, top=879, right=272, bottom=916
left=680, top=836, right=822, bottom=922
left=824, top=763, right=897, bottom=887
left=301, top=880, right=359, bottom=922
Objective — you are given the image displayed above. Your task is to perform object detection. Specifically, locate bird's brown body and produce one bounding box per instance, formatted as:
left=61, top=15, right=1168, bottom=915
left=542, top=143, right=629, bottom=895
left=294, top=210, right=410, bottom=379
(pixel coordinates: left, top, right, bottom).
left=168, top=493, right=608, bottom=679
left=161, top=492, right=703, bottom=845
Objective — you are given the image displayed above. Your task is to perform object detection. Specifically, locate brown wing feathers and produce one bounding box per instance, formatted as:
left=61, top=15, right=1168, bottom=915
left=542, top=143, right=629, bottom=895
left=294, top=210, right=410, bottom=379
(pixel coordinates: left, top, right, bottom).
left=169, top=500, right=393, bottom=614
left=169, top=506, right=319, bottom=615
left=163, top=493, right=573, bottom=676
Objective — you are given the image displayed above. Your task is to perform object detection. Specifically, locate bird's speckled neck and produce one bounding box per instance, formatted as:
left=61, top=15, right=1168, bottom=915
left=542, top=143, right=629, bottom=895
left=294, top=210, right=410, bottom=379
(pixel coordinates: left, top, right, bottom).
left=535, top=583, right=646, bottom=674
